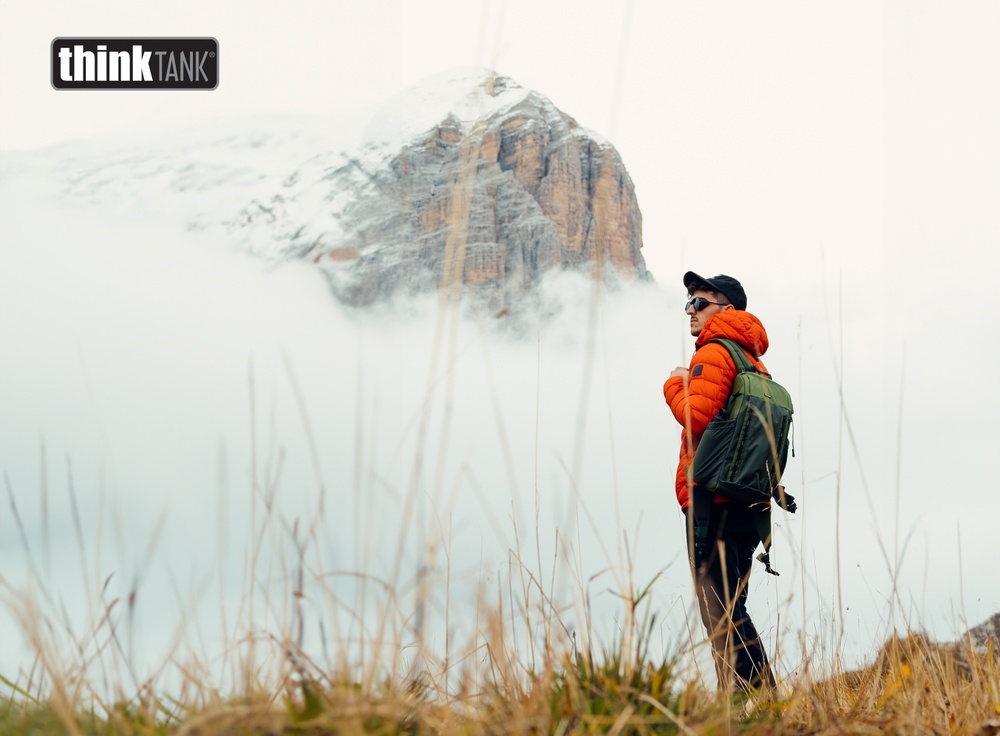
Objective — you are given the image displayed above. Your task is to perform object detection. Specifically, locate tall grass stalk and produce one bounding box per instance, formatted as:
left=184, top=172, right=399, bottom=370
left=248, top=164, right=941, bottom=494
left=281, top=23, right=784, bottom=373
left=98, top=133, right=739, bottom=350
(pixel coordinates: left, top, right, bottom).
left=5, top=314, right=996, bottom=734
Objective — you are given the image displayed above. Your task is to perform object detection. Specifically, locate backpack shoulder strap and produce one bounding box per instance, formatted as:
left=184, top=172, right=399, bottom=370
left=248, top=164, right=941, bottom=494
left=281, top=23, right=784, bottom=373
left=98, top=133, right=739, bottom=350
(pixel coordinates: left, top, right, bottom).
left=707, top=338, right=757, bottom=374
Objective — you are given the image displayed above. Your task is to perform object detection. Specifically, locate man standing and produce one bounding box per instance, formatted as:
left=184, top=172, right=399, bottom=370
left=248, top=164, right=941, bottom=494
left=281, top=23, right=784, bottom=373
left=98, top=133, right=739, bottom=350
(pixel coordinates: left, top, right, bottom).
left=663, top=271, right=776, bottom=693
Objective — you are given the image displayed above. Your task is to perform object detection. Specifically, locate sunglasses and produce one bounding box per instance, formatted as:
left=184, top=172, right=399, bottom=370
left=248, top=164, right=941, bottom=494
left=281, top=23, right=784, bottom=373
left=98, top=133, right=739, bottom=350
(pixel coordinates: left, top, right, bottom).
left=684, top=297, right=727, bottom=312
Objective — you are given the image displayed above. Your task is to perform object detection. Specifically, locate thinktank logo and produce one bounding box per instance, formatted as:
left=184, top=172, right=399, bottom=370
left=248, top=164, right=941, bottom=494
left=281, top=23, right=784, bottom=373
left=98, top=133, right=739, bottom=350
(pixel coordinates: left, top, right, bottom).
left=51, top=38, right=218, bottom=90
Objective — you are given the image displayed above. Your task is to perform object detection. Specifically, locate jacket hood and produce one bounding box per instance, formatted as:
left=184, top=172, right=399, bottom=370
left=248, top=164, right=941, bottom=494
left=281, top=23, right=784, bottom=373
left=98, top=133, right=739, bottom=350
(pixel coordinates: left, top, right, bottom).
left=695, top=310, right=769, bottom=357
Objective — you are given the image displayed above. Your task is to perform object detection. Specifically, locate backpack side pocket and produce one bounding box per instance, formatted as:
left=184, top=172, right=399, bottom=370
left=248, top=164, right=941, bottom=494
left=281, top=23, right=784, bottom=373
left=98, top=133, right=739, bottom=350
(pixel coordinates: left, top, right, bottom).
left=692, top=417, right=737, bottom=493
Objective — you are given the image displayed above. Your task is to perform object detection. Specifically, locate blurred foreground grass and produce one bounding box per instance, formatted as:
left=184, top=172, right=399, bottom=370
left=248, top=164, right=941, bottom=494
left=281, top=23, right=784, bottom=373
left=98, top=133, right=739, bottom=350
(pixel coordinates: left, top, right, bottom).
left=3, top=607, right=997, bottom=735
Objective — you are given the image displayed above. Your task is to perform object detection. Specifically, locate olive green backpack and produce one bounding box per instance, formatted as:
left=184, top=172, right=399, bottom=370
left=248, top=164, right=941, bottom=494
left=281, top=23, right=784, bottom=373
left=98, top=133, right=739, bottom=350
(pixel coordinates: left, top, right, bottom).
left=691, top=338, right=796, bottom=574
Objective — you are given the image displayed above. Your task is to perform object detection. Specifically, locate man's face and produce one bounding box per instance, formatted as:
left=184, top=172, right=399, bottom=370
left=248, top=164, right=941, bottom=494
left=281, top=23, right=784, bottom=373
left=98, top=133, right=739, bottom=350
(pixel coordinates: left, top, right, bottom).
left=686, top=288, right=731, bottom=336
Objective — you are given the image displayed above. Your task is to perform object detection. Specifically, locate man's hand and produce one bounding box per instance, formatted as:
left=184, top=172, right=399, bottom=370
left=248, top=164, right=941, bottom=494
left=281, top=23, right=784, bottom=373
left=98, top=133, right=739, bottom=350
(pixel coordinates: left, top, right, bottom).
left=670, top=367, right=690, bottom=384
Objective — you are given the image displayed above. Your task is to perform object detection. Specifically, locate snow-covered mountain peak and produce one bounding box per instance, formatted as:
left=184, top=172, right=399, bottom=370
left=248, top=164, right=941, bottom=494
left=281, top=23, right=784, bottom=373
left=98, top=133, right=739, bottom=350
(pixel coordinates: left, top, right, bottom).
left=2, top=68, right=646, bottom=312
left=360, top=68, right=531, bottom=148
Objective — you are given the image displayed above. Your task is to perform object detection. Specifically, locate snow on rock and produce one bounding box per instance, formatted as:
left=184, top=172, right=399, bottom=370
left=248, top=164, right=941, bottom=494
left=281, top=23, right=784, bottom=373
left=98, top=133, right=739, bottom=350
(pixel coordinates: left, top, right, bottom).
left=3, top=68, right=648, bottom=312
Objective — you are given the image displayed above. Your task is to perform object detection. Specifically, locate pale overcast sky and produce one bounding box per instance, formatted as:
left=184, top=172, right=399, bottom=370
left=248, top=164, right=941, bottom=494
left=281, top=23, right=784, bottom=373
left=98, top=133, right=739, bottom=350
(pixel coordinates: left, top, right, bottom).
left=3, top=0, right=997, bottom=283
left=0, top=0, right=1000, bottom=282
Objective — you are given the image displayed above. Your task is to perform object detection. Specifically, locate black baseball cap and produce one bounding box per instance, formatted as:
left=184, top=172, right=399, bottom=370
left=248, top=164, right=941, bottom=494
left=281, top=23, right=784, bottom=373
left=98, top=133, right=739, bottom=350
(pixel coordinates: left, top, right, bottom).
left=683, top=271, right=747, bottom=310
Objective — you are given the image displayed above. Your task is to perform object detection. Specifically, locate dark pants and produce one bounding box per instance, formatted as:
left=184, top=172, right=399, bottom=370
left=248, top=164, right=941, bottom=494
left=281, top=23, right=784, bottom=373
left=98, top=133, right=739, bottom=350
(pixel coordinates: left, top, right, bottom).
left=685, top=503, right=774, bottom=693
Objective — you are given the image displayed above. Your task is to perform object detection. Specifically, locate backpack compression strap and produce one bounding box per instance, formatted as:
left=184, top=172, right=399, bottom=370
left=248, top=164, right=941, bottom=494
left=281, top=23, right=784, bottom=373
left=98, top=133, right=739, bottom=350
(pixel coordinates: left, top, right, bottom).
left=754, top=511, right=778, bottom=576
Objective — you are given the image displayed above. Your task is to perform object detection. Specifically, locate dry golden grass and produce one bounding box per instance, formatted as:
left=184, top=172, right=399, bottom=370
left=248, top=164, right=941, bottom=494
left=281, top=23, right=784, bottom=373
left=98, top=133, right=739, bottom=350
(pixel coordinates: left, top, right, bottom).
left=3, top=555, right=998, bottom=736
left=3, top=369, right=998, bottom=734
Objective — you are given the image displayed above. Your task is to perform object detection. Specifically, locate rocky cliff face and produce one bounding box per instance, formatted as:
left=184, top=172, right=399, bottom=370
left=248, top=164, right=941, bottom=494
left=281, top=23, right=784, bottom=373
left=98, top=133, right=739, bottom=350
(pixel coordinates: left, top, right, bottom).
left=281, top=72, right=648, bottom=310
left=23, top=71, right=648, bottom=316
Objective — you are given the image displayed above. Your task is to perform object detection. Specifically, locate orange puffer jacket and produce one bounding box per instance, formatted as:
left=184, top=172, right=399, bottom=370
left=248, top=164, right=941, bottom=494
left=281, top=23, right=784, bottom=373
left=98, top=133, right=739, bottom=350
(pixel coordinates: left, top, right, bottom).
left=663, top=309, right=770, bottom=509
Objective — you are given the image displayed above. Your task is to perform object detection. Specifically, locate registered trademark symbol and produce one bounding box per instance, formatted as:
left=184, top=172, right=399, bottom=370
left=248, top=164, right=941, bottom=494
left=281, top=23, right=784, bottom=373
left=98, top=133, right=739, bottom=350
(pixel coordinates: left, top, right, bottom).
left=210, top=52, right=216, bottom=57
